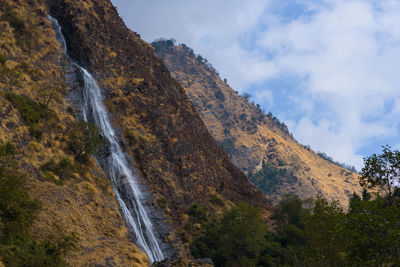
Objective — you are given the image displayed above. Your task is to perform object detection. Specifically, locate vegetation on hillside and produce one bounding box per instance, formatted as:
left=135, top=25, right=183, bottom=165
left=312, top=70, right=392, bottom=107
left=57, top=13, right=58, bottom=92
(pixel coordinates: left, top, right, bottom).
left=191, top=146, right=400, bottom=266
left=0, top=140, right=78, bottom=266
left=67, top=120, right=109, bottom=164
left=249, top=161, right=298, bottom=194
left=153, top=38, right=362, bottom=206
left=317, top=151, right=358, bottom=173
left=5, top=93, right=57, bottom=139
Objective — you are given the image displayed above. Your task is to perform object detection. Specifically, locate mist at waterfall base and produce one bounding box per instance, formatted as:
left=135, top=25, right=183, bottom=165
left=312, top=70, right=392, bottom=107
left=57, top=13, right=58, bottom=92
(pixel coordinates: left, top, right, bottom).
left=48, top=15, right=165, bottom=263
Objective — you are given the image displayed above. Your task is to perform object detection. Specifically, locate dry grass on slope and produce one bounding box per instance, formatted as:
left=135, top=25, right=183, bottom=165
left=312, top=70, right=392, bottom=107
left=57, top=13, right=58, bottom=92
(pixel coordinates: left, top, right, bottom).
left=154, top=42, right=362, bottom=207
left=0, top=0, right=149, bottom=265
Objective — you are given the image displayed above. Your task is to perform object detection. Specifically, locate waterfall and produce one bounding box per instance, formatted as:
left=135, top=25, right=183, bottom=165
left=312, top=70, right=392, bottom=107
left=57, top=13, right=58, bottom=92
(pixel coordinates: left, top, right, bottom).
left=48, top=15, right=164, bottom=263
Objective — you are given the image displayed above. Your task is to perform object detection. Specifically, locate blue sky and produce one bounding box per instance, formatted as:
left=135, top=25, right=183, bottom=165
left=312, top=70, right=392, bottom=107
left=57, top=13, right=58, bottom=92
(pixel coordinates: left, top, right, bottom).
left=111, top=0, right=400, bottom=170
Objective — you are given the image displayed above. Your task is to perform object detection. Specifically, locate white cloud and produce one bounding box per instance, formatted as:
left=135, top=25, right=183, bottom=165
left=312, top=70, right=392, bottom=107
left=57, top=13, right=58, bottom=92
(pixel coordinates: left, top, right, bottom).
left=255, top=90, right=274, bottom=106
left=111, top=0, right=273, bottom=89
left=258, top=0, right=400, bottom=169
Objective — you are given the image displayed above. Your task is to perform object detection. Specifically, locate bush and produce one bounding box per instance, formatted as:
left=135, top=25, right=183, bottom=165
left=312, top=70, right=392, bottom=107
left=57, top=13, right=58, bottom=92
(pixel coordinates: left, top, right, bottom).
left=0, top=231, right=78, bottom=267
left=218, top=137, right=236, bottom=157
left=214, top=91, right=225, bottom=101
left=4, top=10, right=25, bottom=33
left=210, top=195, right=224, bottom=207
left=249, top=162, right=298, bottom=194
left=0, top=141, right=78, bottom=265
left=41, top=157, right=79, bottom=184
left=6, top=93, right=47, bottom=126
left=239, top=113, right=247, bottom=121
left=68, top=121, right=109, bottom=164
left=0, top=143, right=40, bottom=237
left=3, top=8, right=39, bottom=49
left=6, top=93, right=56, bottom=139
left=192, top=203, right=267, bottom=267
left=0, top=54, right=6, bottom=65
left=189, top=203, right=208, bottom=223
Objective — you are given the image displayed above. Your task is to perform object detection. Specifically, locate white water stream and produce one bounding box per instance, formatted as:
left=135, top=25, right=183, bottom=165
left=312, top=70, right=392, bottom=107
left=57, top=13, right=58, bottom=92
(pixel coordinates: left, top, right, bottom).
left=48, top=15, right=164, bottom=263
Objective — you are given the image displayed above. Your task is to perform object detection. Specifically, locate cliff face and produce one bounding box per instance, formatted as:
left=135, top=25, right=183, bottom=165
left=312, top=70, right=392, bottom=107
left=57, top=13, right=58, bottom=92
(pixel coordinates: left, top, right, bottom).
left=0, top=0, right=272, bottom=264
left=153, top=41, right=362, bottom=207
left=0, top=0, right=149, bottom=266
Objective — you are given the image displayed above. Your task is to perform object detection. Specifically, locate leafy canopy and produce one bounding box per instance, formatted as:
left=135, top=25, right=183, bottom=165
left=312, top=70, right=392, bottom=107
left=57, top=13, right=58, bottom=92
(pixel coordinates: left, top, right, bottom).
left=360, top=145, right=400, bottom=205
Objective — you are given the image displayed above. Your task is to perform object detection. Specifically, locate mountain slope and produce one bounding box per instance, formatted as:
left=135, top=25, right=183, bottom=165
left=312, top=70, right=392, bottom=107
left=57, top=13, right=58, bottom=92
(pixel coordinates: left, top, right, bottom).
left=0, top=1, right=149, bottom=265
left=48, top=0, right=272, bottom=259
left=153, top=41, right=362, bottom=207
left=0, top=0, right=274, bottom=264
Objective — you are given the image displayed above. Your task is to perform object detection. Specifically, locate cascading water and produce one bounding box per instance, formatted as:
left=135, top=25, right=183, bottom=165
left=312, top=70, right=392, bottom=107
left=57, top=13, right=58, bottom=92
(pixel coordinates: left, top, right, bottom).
left=48, top=15, right=164, bottom=263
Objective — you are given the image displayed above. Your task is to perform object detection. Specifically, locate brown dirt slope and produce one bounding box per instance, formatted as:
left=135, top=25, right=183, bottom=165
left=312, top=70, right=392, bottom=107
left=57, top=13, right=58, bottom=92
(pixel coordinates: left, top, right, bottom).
left=49, top=0, right=271, bottom=258
left=0, top=0, right=149, bottom=265
left=153, top=41, right=362, bottom=207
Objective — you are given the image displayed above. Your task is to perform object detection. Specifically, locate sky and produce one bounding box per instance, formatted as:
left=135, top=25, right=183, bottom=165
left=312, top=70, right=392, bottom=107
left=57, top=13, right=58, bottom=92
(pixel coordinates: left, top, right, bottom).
left=111, top=0, right=400, bottom=170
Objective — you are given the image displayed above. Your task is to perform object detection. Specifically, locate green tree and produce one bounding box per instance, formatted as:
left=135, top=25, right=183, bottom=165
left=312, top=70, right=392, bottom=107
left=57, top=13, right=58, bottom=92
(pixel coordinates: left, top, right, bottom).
left=348, top=192, right=362, bottom=213
left=274, top=194, right=304, bottom=229
left=0, top=141, right=40, bottom=238
left=360, top=145, right=400, bottom=205
left=0, top=141, right=78, bottom=266
left=344, top=196, right=400, bottom=265
left=302, top=197, right=346, bottom=266
left=192, top=203, right=267, bottom=267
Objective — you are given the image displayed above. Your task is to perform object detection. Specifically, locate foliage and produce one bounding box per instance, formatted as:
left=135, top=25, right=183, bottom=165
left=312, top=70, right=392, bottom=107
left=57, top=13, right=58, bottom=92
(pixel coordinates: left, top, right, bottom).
left=6, top=93, right=56, bottom=139
left=274, top=194, right=305, bottom=230
left=191, top=187, right=400, bottom=266
left=239, top=113, right=247, bottom=121
left=189, top=203, right=208, bottom=223
left=4, top=10, right=25, bottom=33
left=0, top=54, right=6, bottom=65
left=0, top=141, right=77, bottom=266
left=241, top=92, right=252, bottom=101
left=218, top=137, right=236, bottom=157
left=210, top=195, right=224, bottom=207
left=302, top=197, right=346, bottom=266
left=3, top=8, right=39, bottom=49
left=151, top=38, right=176, bottom=54
left=318, top=151, right=358, bottom=173
left=192, top=203, right=267, bottom=267
left=345, top=195, right=400, bottom=265
left=214, top=90, right=225, bottom=101
left=41, top=158, right=81, bottom=185
left=0, top=142, right=40, bottom=237
left=249, top=161, right=298, bottom=194
left=360, top=145, right=400, bottom=205
left=68, top=121, right=108, bottom=164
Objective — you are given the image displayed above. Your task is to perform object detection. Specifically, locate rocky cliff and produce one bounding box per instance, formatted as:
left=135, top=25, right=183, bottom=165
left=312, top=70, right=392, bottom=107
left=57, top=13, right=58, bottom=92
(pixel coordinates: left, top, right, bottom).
left=0, top=0, right=149, bottom=265
left=153, top=41, right=362, bottom=207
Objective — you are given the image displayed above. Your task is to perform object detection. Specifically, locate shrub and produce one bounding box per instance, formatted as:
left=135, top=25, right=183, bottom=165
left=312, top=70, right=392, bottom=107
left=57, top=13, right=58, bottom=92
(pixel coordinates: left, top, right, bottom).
left=192, top=203, right=267, bottom=266
left=41, top=157, right=79, bottom=184
left=0, top=143, right=40, bottom=237
left=239, top=113, right=247, bottom=121
left=214, top=91, right=225, bottom=101
left=218, top=137, right=236, bottom=157
left=4, top=10, right=25, bottom=33
left=241, top=92, right=252, bottom=101
left=68, top=121, right=108, bottom=164
left=0, top=54, right=6, bottom=65
left=210, top=195, right=224, bottom=207
left=249, top=161, right=298, bottom=194
left=0, top=140, right=78, bottom=265
left=6, top=93, right=56, bottom=139
left=189, top=203, right=208, bottom=223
